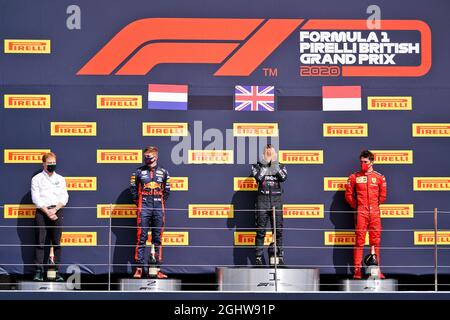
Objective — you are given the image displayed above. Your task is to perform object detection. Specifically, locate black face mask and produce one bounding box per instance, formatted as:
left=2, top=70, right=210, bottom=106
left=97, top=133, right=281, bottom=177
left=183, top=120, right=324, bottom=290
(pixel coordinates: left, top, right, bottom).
left=46, top=164, right=56, bottom=173
left=144, top=156, right=156, bottom=166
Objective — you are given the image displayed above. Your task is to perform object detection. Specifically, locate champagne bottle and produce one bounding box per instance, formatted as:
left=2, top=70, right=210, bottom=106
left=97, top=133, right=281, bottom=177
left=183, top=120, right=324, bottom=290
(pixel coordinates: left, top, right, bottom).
left=148, top=244, right=158, bottom=277
left=47, top=246, right=56, bottom=281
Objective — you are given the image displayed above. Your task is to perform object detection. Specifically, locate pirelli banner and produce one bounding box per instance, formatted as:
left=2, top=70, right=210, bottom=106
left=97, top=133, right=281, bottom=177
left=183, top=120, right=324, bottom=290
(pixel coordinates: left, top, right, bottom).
left=1, top=0, right=449, bottom=276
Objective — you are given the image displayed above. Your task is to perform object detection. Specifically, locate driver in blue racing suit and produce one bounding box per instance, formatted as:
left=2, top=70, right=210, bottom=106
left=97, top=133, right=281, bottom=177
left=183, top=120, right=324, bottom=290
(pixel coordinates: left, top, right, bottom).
left=130, top=146, right=170, bottom=279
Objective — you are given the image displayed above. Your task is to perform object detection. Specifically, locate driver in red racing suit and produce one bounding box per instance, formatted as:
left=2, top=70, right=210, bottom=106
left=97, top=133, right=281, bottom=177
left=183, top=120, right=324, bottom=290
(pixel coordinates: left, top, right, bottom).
left=345, top=150, right=387, bottom=280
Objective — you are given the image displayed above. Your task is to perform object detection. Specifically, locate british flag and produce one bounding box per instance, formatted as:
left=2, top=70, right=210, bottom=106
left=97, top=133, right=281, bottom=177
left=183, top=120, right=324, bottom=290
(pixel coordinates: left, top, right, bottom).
left=234, top=85, right=275, bottom=111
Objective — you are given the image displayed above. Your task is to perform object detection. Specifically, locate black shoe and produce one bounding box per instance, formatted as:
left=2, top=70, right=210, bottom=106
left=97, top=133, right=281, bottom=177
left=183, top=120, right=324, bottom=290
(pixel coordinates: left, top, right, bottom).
left=255, top=256, right=264, bottom=266
left=33, top=270, right=44, bottom=282
left=55, top=273, right=64, bottom=282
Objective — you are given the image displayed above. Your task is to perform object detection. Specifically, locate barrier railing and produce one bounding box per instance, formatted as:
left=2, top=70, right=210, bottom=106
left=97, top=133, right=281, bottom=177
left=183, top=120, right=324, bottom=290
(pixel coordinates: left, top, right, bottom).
left=0, top=206, right=447, bottom=291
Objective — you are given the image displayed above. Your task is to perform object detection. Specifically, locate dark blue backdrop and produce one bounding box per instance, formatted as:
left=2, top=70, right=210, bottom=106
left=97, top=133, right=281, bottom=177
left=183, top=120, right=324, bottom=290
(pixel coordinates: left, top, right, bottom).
left=1, top=0, right=449, bottom=276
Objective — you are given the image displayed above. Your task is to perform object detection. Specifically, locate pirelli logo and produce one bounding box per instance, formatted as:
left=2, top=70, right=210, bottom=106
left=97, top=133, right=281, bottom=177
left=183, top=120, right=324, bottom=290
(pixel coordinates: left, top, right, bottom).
left=283, top=204, right=324, bottom=218
left=414, top=177, right=450, bottom=191
left=189, top=204, right=234, bottom=218
left=65, top=177, right=97, bottom=191
left=324, top=232, right=369, bottom=246
left=142, top=122, right=188, bottom=136
left=372, top=150, right=413, bottom=164
left=4, top=39, right=50, bottom=54
left=324, top=177, right=347, bottom=191
left=97, top=150, right=142, bottom=163
left=4, top=204, right=36, bottom=218
left=380, top=204, right=414, bottom=218
left=97, top=204, right=137, bottom=218
left=51, top=122, right=97, bottom=136
left=4, top=94, right=51, bottom=109
left=414, top=231, right=450, bottom=245
left=4, top=149, right=50, bottom=163
left=188, top=150, right=233, bottom=164
left=96, top=95, right=142, bottom=109
left=412, top=124, right=450, bottom=137
left=147, top=232, right=189, bottom=246
left=233, top=123, right=278, bottom=137
left=279, top=150, right=323, bottom=164
left=61, top=232, right=97, bottom=246
left=170, top=177, right=188, bottom=191
left=234, top=232, right=273, bottom=246
left=367, top=97, right=412, bottom=110
left=323, top=123, right=368, bottom=137
left=234, top=177, right=258, bottom=191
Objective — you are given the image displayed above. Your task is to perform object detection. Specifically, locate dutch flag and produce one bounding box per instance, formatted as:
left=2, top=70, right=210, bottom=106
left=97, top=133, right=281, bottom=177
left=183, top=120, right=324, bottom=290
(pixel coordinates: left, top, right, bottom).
left=148, top=84, right=188, bottom=110
left=322, top=86, right=361, bottom=111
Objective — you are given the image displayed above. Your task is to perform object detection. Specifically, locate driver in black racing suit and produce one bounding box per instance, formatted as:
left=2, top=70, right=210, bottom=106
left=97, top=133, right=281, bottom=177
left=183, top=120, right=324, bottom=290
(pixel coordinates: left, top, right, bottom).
left=251, top=144, right=288, bottom=266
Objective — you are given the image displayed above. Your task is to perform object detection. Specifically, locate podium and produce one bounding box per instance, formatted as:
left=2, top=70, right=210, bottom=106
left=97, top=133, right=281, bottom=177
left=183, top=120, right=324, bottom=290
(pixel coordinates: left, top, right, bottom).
left=217, top=267, right=320, bottom=291
left=340, top=279, right=398, bottom=291
left=119, top=278, right=182, bottom=291
left=18, top=281, right=74, bottom=291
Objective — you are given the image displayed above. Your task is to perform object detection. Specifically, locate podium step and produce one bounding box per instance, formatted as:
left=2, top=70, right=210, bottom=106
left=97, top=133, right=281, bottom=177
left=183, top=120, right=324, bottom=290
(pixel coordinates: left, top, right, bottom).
left=217, top=267, right=320, bottom=292
left=340, top=279, right=398, bottom=291
left=18, top=281, right=73, bottom=291
left=119, top=278, right=181, bottom=291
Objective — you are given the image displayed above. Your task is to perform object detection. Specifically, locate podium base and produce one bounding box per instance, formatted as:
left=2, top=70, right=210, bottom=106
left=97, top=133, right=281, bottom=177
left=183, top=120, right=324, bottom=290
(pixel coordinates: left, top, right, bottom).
left=340, top=279, right=398, bottom=291
left=18, top=281, right=73, bottom=291
left=217, top=267, right=320, bottom=292
left=119, top=278, right=181, bottom=291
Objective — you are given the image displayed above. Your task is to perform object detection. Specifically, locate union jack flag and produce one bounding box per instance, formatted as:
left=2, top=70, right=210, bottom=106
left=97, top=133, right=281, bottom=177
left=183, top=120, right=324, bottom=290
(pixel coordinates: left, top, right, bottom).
left=234, top=85, right=275, bottom=111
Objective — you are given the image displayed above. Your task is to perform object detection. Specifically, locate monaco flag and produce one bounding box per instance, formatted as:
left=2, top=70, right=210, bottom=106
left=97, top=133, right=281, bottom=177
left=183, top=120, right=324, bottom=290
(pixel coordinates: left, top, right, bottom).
left=322, top=86, right=361, bottom=111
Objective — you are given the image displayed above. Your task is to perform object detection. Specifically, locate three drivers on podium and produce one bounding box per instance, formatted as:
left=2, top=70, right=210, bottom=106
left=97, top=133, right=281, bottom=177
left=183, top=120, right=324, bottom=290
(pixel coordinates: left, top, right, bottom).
left=28, top=148, right=386, bottom=281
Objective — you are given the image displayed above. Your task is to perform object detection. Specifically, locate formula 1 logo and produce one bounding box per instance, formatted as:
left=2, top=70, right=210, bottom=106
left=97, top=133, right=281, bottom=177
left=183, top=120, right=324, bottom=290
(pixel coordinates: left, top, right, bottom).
left=78, top=18, right=302, bottom=76
left=77, top=18, right=431, bottom=77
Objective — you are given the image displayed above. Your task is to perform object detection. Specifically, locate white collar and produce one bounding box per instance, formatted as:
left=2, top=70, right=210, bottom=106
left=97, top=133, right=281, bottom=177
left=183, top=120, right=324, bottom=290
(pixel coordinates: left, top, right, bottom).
left=42, top=170, right=57, bottom=178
